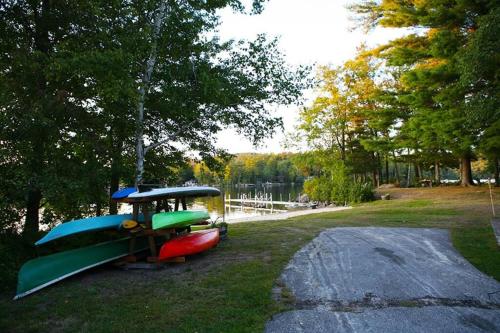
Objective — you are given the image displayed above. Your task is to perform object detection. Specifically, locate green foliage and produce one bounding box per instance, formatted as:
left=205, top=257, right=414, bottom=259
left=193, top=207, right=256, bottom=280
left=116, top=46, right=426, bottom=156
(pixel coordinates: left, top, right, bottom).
left=458, top=7, right=500, bottom=160
left=303, top=160, right=374, bottom=205
left=349, top=182, right=376, bottom=203
left=222, top=153, right=303, bottom=184
left=303, top=177, right=331, bottom=202
left=0, top=0, right=309, bottom=234
left=346, top=0, right=500, bottom=186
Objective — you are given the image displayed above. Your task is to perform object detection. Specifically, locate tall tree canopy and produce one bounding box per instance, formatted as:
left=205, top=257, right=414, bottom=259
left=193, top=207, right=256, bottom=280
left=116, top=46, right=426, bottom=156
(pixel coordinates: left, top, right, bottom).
left=0, top=0, right=308, bottom=234
left=350, top=0, right=500, bottom=186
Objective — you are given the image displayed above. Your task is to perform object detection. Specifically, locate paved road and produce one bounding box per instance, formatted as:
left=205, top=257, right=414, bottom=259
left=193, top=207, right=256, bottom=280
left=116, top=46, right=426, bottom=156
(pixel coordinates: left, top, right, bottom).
left=266, top=228, right=500, bottom=333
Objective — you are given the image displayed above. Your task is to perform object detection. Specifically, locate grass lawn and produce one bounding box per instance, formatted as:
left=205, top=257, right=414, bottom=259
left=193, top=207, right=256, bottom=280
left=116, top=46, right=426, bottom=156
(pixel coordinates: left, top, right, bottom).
left=1, top=187, right=499, bottom=333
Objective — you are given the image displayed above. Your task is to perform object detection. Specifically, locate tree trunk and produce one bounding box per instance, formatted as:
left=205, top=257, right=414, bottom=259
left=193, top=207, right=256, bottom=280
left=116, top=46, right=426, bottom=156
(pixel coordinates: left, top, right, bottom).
left=23, top=0, right=50, bottom=235
left=407, top=162, right=411, bottom=187
left=135, top=1, right=168, bottom=187
left=494, top=156, right=499, bottom=187
left=340, top=125, right=346, bottom=161
left=372, top=170, right=379, bottom=188
left=109, top=165, right=120, bottom=215
left=24, top=185, right=41, bottom=235
left=393, top=152, right=400, bottom=185
left=96, top=201, right=102, bottom=216
left=385, top=155, right=389, bottom=184
left=377, top=154, right=382, bottom=187
left=414, top=163, right=420, bottom=180
left=460, top=155, right=474, bottom=186
left=434, top=161, right=441, bottom=185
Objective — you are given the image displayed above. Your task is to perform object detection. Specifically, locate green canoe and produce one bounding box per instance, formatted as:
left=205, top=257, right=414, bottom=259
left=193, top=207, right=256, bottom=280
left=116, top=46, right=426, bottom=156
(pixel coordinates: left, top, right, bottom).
left=15, top=237, right=148, bottom=300
left=152, top=210, right=210, bottom=230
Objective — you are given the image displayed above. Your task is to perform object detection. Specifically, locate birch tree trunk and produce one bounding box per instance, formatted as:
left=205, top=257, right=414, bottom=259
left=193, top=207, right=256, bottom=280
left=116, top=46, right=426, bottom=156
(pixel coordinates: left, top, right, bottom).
left=135, top=1, right=168, bottom=188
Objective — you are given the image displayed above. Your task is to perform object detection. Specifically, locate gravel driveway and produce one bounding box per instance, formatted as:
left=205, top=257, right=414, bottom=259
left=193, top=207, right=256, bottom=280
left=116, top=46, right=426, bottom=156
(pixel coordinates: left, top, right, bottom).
left=266, top=228, right=500, bottom=333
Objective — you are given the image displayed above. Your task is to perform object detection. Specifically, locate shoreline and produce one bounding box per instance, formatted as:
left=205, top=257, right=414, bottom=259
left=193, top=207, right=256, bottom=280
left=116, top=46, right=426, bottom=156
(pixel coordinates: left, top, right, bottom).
left=226, top=206, right=352, bottom=223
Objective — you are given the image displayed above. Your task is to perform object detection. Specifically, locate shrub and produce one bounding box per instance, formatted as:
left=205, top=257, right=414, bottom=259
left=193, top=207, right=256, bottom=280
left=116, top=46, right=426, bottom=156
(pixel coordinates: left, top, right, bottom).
left=304, top=161, right=374, bottom=205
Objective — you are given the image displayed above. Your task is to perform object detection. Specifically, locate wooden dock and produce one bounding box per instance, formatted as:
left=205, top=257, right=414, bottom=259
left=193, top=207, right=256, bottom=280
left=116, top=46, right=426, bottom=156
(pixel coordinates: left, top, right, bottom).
left=226, top=198, right=306, bottom=206
left=224, top=204, right=287, bottom=213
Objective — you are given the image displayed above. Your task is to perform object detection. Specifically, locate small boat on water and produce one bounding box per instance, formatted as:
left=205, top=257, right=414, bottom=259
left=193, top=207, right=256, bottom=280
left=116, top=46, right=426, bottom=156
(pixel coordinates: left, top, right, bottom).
left=159, top=229, right=219, bottom=261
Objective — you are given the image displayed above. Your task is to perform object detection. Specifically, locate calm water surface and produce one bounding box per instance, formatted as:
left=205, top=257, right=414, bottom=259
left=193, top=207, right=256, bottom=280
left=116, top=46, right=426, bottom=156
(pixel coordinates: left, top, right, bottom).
left=117, top=183, right=304, bottom=222
left=188, top=183, right=304, bottom=222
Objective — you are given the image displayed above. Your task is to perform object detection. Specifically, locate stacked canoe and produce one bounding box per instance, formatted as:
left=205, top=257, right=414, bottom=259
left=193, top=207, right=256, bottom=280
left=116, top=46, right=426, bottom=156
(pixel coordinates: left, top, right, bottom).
left=15, top=186, right=222, bottom=300
left=15, top=214, right=148, bottom=299
left=152, top=211, right=219, bottom=261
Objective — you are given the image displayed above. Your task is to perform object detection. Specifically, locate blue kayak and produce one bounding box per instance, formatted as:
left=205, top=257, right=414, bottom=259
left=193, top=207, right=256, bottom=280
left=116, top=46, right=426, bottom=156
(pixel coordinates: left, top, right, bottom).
left=35, top=214, right=143, bottom=246
left=111, top=187, right=137, bottom=200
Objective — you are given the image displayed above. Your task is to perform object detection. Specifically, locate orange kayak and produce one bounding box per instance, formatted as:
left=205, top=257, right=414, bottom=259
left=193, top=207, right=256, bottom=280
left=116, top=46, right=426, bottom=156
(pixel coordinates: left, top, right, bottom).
left=159, top=229, right=219, bottom=261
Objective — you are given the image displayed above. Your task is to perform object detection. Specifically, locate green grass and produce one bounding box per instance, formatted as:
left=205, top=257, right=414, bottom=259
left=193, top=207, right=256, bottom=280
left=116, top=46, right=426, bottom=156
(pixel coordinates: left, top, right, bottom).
left=1, top=188, right=499, bottom=332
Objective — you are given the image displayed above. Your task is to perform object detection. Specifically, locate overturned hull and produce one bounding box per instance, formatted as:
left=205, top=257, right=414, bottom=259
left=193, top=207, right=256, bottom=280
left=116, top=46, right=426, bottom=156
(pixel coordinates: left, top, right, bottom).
left=35, top=214, right=144, bottom=246
left=15, top=237, right=148, bottom=300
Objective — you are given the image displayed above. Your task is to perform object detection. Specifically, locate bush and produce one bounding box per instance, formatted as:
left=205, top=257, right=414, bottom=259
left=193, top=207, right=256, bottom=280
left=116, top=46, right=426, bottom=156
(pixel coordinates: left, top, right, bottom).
left=348, top=182, right=375, bottom=203
left=303, top=176, right=331, bottom=202
left=303, top=161, right=374, bottom=205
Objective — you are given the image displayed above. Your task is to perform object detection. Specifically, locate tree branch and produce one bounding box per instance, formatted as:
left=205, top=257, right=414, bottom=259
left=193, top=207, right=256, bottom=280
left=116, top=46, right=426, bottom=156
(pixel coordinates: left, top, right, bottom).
left=144, top=118, right=198, bottom=155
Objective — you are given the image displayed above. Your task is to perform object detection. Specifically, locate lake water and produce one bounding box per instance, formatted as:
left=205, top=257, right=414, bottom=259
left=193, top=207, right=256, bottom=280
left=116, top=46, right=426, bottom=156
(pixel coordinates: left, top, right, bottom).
left=188, top=183, right=304, bottom=222
left=117, top=183, right=305, bottom=222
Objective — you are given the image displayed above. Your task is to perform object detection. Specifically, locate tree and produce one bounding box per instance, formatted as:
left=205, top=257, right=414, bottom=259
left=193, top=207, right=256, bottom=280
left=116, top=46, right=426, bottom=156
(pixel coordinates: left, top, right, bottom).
left=0, top=1, right=112, bottom=234
left=0, top=0, right=309, bottom=234
left=129, top=1, right=309, bottom=187
left=294, top=50, right=387, bottom=185
left=350, top=0, right=499, bottom=186
left=458, top=6, right=500, bottom=185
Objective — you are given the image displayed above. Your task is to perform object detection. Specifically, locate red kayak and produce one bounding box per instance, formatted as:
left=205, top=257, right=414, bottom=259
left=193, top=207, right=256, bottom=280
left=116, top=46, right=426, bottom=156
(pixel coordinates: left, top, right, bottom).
left=159, top=229, right=219, bottom=261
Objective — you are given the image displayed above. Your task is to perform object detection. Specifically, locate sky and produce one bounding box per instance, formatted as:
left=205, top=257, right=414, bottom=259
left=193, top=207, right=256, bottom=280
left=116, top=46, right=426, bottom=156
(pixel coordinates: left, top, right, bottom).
left=215, top=0, right=409, bottom=154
